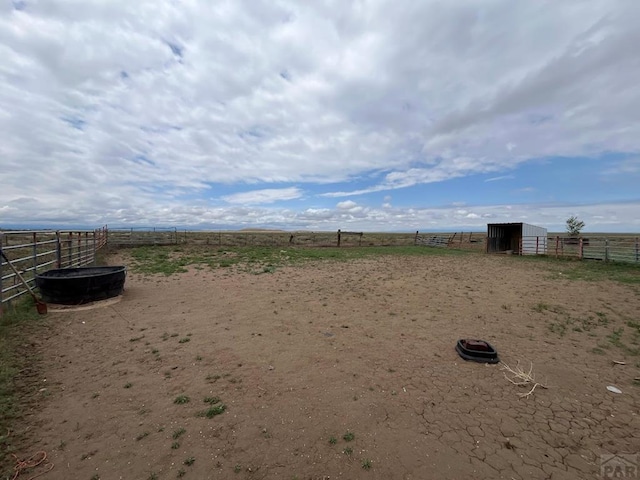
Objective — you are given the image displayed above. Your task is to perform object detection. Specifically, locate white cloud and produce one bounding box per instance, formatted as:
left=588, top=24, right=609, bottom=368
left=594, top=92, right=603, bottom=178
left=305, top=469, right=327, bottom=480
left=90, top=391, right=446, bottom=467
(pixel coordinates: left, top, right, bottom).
left=221, top=187, right=303, bottom=205
left=336, top=200, right=358, bottom=210
left=0, top=1, right=639, bottom=228
left=485, top=175, right=515, bottom=183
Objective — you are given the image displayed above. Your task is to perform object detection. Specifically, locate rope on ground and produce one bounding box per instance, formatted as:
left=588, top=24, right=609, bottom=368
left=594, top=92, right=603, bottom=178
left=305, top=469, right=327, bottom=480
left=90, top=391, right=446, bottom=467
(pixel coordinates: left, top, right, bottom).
left=11, top=451, right=54, bottom=480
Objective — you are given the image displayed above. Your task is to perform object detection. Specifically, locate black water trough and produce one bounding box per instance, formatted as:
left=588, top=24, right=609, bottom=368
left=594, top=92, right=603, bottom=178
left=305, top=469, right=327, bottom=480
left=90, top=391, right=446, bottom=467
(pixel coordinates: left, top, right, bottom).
left=35, top=266, right=126, bottom=305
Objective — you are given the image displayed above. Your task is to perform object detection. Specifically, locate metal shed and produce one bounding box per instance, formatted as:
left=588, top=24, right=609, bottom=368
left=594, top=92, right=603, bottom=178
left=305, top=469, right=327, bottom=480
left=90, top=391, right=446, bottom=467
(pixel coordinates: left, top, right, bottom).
left=486, top=223, right=548, bottom=255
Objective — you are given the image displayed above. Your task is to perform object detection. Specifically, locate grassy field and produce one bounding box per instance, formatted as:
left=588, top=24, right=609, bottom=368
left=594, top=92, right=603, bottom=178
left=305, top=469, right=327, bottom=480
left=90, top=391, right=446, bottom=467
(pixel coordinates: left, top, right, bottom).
left=127, top=244, right=640, bottom=283
left=127, top=244, right=470, bottom=276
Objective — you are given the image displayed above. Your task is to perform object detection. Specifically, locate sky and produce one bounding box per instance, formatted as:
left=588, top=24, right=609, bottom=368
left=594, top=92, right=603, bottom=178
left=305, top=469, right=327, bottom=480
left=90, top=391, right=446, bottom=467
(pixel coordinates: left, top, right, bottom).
left=1, top=0, right=640, bottom=233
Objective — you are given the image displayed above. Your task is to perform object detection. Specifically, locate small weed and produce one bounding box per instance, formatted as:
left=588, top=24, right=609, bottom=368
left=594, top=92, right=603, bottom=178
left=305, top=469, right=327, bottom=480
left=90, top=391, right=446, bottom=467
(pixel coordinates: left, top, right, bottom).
left=177, top=469, right=186, bottom=478
left=158, top=426, right=165, bottom=432
left=199, top=404, right=227, bottom=418
left=148, top=474, right=158, bottom=480
left=204, top=396, right=221, bottom=404
left=608, top=328, right=624, bottom=347
left=90, top=475, right=100, bottom=480
left=597, top=312, right=609, bottom=325
left=195, top=355, right=202, bottom=361
left=533, top=303, right=550, bottom=313
left=184, top=457, right=195, bottom=466
left=171, top=441, right=180, bottom=449
left=151, top=348, right=159, bottom=354
left=362, top=459, right=372, bottom=470
left=58, top=441, right=67, bottom=451
left=124, top=382, right=132, bottom=389
left=343, top=447, right=353, bottom=455
left=179, top=337, right=190, bottom=344
left=173, top=428, right=186, bottom=439
left=343, top=431, right=355, bottom=442
left=92, top=392, right=100, bottom=398
left=329, top=436, right=337, bottom=445
left=174, top=395, right=191, bottom=405
left=136, top=432, right=149, bottom=441
left=234, top=464, right=242, bottom=473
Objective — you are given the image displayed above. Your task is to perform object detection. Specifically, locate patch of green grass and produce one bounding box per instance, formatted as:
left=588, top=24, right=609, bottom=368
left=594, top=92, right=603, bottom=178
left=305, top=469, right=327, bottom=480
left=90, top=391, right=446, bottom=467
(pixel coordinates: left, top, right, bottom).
left=177, top=468, right=186, bottom=478
left=0, top=298, right=43, bottom=469
left=234, top=464, right=242, bottom=473
left=174, top=395, right=190, bottom=405
left=171, top=441, right=180, bottom=450
left=172, top=428, right=186, bottom=440
left=184, top=457, right=195, bottom=466
left=362, top=459, right=372, bottom=470
left=343, top=447, right=353, bottom=456
left=343, top=431, right=355, bottom=442
left=329, top=436, right=337, bottom=445
left=556, top=259, right=640, bottom=285
left=128, top=245, right=470, bottom=277
left=198, top=404, right=227, bottom=418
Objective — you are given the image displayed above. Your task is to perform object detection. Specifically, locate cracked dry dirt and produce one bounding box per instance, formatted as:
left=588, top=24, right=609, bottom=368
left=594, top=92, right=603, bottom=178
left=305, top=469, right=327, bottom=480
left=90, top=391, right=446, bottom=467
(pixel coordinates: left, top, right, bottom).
left=16, top=253, right=640, bottom=479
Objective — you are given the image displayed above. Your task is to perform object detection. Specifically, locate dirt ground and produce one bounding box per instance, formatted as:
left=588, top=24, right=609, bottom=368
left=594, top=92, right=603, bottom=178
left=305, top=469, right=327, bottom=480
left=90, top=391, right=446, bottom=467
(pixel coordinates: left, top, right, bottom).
left=11, top=252, right=640, bottom=480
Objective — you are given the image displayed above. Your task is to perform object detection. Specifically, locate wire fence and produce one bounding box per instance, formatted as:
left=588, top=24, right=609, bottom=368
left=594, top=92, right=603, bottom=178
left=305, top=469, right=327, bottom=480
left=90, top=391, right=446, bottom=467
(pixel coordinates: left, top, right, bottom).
left=0, top=227, right=107, bottom=311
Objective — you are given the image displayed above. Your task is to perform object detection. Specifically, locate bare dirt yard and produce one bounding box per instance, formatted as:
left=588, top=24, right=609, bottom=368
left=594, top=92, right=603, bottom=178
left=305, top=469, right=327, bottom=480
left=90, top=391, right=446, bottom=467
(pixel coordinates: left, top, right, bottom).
left=8, top=248, right=640, bottom=480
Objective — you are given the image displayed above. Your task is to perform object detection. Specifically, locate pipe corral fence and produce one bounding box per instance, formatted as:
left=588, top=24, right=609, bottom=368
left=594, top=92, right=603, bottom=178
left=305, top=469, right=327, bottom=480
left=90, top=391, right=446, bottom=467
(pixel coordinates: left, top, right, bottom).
left=0, top=227, right=107, bottom=312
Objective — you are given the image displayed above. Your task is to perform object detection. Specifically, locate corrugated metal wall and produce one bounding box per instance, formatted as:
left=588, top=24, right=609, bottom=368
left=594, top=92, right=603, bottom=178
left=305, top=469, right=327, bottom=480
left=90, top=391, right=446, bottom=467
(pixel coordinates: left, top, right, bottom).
left=521, top=223, right=548, bottom=255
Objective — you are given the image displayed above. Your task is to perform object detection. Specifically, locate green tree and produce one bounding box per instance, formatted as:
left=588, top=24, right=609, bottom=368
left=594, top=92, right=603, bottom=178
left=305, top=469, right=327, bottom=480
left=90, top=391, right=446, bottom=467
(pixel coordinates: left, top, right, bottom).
left=566, top=215, right=585, bottom=236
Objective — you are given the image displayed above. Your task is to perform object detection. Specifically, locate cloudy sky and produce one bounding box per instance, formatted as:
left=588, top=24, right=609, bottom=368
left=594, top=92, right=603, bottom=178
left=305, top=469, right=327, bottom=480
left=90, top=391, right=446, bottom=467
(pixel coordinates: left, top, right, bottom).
left=2, top=0, right=640, bottom=232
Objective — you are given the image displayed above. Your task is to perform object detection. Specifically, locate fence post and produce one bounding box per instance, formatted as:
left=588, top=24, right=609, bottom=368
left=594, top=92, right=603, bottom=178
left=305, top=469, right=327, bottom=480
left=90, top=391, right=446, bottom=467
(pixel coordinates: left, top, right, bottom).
left=67, top=232, right=72, bottom=267
left=93, top=230, right=97, bottom=264
left=536, top=236, right=539, bottom=255
left=578, top=238, right=583, bottom=260
left=604, top=238, right=609, bottom=263
left=55, top=231, right=61, bottom=268
left=414, top=231, right=419, bottom=246
left=32, top=232, right=38, bottom=280
left=636, top=237, right=639, bottom=263
left=337, top=229, right=341, bottom=247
